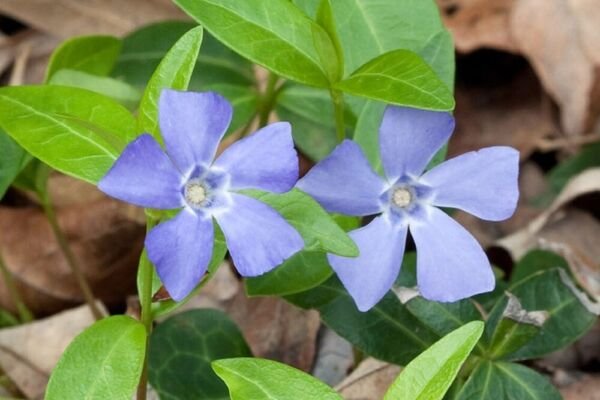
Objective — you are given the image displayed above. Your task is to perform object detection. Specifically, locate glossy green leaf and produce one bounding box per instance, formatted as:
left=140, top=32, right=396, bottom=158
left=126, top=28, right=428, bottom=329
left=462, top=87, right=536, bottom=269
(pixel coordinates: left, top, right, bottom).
left=509, top=249, right=569, bottom=285
left=312, top=0, right=343, bottom=82
left=45, top=316, right=146, bottom=400
left=0, top=129, right=30, bottom=198
left=173, top=0, right=329, bottom=87
left=0, top=85, right=136, bottom=184
left=244, top=189, right=358, bottom=257
left=286, top=276, right=439, bottom=365
left=151, top=228, right=228, bottom=317
left=149, top=309, right=252, bottom=400
left=49, top=69, right=141, bottom=109
left=487, top=294, right=547, bottom=360
left=213, top=358, right=342, bottom=400
left=335, top=50, right=454, bottom=111
left=45, top=35, right=121, bottom=81
left=455, top=361, right=561, bottom=400
left=488, top=269, right=596, bottom=361
left=246, top=251, right=333, bottom=297
left=137, top=26, right=203, bottom=141
left=384, top=321, right=484, bottom=400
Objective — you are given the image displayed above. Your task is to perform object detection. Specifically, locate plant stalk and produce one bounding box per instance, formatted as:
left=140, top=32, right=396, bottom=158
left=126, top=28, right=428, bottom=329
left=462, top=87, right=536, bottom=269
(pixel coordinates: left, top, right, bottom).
left=330, top=89, right=346, bottom=143
left=39, top=193, right=103, bottom=320
left=136, top=218, right=158, bottom=400
left=0, top=252, right=33, bottom=323
left=257, top=72, right=281, bottom=128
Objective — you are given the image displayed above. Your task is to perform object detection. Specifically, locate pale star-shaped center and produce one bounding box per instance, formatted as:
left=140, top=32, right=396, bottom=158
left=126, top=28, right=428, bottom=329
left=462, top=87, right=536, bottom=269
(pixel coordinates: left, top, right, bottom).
left=184, top=182, right=207, bottom=206
left=392, top=187, right=412, bottom=208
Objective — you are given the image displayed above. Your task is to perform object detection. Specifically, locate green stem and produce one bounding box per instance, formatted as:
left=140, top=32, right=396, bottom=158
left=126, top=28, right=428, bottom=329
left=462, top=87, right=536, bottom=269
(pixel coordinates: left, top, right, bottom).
left=330, top=89, right=346, bottom=143
left=0, top=252, right=33, bottom=323
left=39, top=192, right=103, bottom=320
left=136, top=218, right=158, bottom=400
left=258, top=72, right=281, bottom=128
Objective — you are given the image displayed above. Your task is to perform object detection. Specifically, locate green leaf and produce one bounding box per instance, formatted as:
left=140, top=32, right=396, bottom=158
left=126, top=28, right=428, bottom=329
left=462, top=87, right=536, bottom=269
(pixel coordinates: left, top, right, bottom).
left=148, top=309, right=252, bottom=400
left=45, top=35, right=122, bottom=81
left=246, top=251, right=332, bottom=296
left=0, top=85, right=136, bottom=184
left=208, top=83, right=258, bottom=132
left=213, top=358, right=342, bottom=400
left=45, top=316, right=146, bottom=400
left=151, top=227, right=228, bottom=317
left=335, top=50, right=454, bottom=111
left=244, top=188, right=358, bottom=257
left=286, top=276, right=439, bottom=365
left=137, top=26, right=203, bottom=142
left=173, top=0, right=329, bottom=87
left=384, top=321, right=484, bottom=400
left=488, top=269, right=596, bottom=361
left=455, top=361, right=561, bottom=400
left=0, top=128, right=30, bottom=198
left=487, top=294, right=547, bottom=360
left=49, top=69, right=141, bottom=109
left=352, top=100, right=385, bottom=172
left=404, top=297, right=484, bottom=340
left=509, top=249, right=569, bottom=285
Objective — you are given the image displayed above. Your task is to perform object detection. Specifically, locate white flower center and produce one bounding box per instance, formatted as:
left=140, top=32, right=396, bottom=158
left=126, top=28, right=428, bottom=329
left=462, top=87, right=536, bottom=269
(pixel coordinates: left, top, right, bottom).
left=392, top=187, right=412, bottom=208
left=185, top=182, right=207, bottom=206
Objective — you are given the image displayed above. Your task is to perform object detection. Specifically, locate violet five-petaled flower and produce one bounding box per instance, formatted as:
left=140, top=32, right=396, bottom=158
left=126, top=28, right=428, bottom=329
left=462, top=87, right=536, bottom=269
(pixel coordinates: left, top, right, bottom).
left=98, top=89, right=304, bottom=301
left=297, top=106, right=520, bottom=312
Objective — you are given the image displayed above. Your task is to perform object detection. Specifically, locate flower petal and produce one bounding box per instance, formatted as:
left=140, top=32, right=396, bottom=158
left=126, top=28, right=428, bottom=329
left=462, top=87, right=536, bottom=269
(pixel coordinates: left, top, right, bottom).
left=296, top=140, right=386, bottom=216
left=159, top=89, right=232, bottom=175
left=145, top=209, right=214, bottom=301
left=421, top=146, right=520, bottom=221
left=98, top=134, right=184, bottom=209
left=410, top=206, right=495, bottom=302
left=213, top=122, right=298, bottom=192
left=215, top=193, right=303, bottom=276
left=379, top=106, right=455, bottom=180
left=328, top=216, right=407, bottom=311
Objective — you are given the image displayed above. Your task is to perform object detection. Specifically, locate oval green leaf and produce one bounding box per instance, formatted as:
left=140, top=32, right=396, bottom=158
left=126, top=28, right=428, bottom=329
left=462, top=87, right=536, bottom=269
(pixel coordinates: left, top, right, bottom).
left=46, top=35, right=122, bottom=81
left=384, top=321, right=484, bottom=400
left=173, top=0, right=329, bottom=87
left=0, top=129, right=30, bottom=198
left=213, top=358, right=342, bottom=400
left=335, top=49, right=454, bottom=111
left=45, top=316, right=146, bottom=400
left=149, top=309, right=252, bottom=400
left=0, top=85, right=136, bottom=184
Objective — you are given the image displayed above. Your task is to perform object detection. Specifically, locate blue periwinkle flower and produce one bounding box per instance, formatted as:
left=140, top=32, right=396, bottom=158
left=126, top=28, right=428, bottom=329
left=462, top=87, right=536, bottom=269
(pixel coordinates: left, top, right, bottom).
left=99, top=89, right=304, bottom=301
left=297, top=106, right=519, bottom=311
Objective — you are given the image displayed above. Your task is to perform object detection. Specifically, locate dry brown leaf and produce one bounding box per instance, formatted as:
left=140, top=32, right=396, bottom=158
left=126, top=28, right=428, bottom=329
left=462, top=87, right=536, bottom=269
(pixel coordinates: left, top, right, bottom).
left=510, top=0, right=600, bottom=135
left=559, top=373, right=600, bottom=400
left=437, top=0, right=518, bottom=52
left=0, top=177, right=144, bottom=315
left=226, top=292, right=320, bottom=372
left=335, top=358, right=400, bottom=400
left=498, top=168, right=600, bottom=258
left=0, top=302, right=104, bottom=399
left=0, top=0, right=186, bottom=39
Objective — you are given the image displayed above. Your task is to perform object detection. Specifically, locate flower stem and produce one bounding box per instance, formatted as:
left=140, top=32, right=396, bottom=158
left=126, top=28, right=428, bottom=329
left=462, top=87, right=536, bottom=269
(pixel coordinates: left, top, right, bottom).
left=39, top=192, right=103, bottom=320
left=257, top=72, right=281, bottom=128
left=136, top=218, right=158, bottom=400
left=0, top=251, right=33, bottom=323
left=330, top=89, right=346, bottom=143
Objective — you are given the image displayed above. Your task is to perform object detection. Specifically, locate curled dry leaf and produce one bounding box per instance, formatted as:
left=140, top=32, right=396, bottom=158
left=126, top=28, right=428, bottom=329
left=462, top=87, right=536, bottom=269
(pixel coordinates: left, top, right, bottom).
left=438, top=0, right=600, bottom=136
left=0, top=302, right=104, bottom=399
left=0, top=0, right=186, bottom=39
left=335, top=358, right=400, bottom=400
left=0, top=176, right=144, bottom=315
